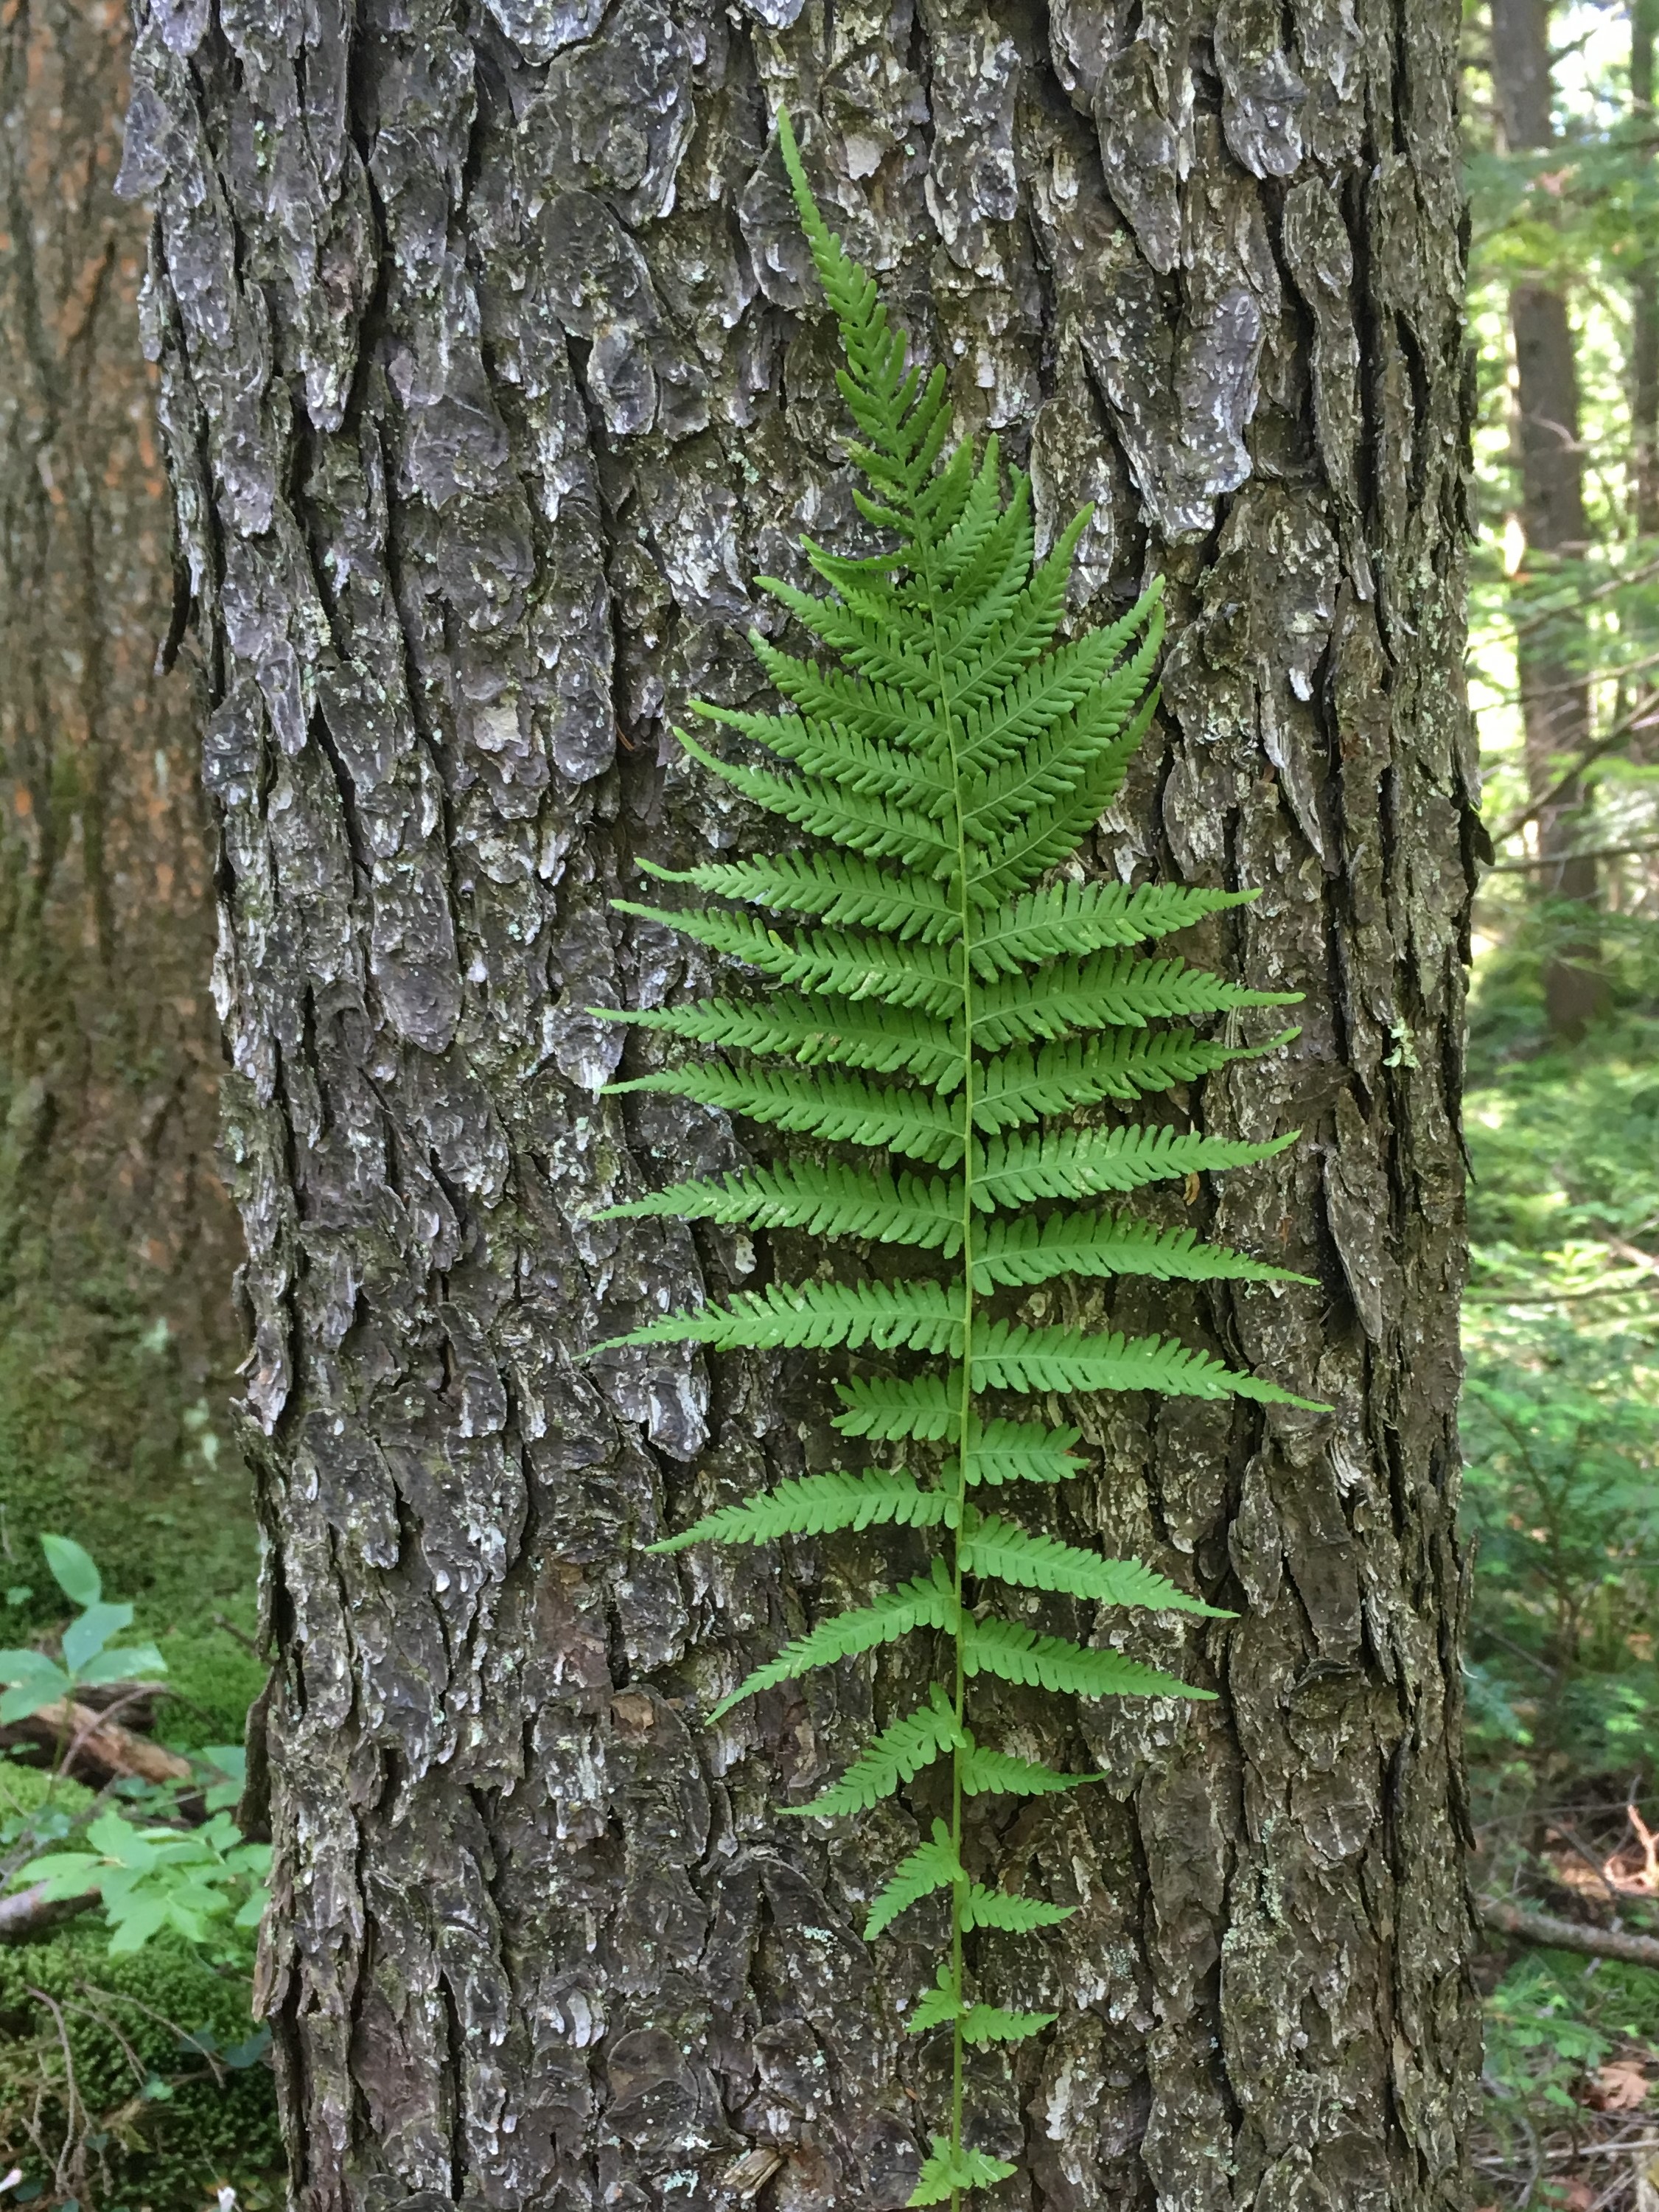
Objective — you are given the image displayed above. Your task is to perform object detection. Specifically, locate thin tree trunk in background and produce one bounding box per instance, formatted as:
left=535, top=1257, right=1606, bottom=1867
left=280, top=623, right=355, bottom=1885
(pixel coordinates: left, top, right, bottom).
left=0, top=0, right=244, bottom=1594
left=1632, top=0, right=1659, bottom=539
left=130, top=0, right=1480, bottom=2202
left=1491, top=0, right=1605, bottom=1037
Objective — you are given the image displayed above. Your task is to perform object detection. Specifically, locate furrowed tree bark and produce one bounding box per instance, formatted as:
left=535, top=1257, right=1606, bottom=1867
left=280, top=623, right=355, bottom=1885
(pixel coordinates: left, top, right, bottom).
left=1489, top=0, right=1604, bottom=1039
left=0, top=0, right=243, bottom=1591
left=129, top=0, right=1480, bottom=2205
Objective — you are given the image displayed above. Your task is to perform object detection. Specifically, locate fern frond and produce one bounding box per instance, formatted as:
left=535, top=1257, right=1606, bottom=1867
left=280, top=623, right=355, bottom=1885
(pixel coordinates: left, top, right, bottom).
left=960, top=1513, right=1230, bottom=1615
left=598, top=1161, right=964, bottom=1252
left=970, top=1319, right=1324, bottom=1408
left=909, top=2139, right=1019, bottom=2206
left=967, top=880, right=1257, bottom=978
left=619, top=129, right=1316, bottom=2186
left=651, top=1470, right=951, bottom=1553
left=947, top=1420, right=1083, bottom=1489
left=611, top=901, right=965, bottom=1016
left=960, top=1883, right=1073, bottom=1932
left=960, top=2005, right=1057, bottom=2047
left=784, top=1686, right=963, bottom=1815
left=961, top=1616, right=1209, bottom=1702
left=963, top=691, right=1158, bottom=908
left=971, top=1210, right=1313, bottom=1291
left=596, top=997, right=963, bottom=1088
left=971, top=1030, right=1298, bottom=1132
left=635, top=852, right=960, bottom=940
left=958, top=1737, right=1093, bottom=1797
left=596, top=1279, right=963, bottom=1357
left=943, top=509, right=1087, bottom=703
left=607, top=1066, right=965, bottom=1165
left=745, top=643, right=922, bottom=750
left=695, top=701, right=948, bottom=814
left=708, top=1560, right=958, bottom=1721
left=971, top=1124, right=1296, bottom=1210
left=675, top=729, right=957, bottom=872
left=865, top=1821, right=964, bottom=1938
left=970, top=951, right=1299, bottom=1051
left=833, top=1372, right=960, bottom=1441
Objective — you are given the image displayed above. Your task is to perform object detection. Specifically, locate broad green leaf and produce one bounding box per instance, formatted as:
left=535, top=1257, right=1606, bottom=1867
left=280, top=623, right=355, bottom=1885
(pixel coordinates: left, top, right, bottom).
left=62, top=1602, right=134, bottom=1676
left=40, top=1534, right=100, bottom=1608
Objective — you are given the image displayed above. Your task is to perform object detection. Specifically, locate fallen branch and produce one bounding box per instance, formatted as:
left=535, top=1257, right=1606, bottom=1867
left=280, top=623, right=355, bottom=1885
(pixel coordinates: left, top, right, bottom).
left=1482, top=1897, right=1659, bottom=1969
left=0, top=1882, right=97, bottom=1944
left=0, top=1699, right=191, bottom=1788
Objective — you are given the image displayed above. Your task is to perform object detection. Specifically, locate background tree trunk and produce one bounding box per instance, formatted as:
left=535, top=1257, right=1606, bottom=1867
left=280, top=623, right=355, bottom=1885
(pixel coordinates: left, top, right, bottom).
left=1630, top=0, right=1658, bottom=540
left=0, top=0, right=244, bottom=1600
left=1489, top=0, right=1605, bottom=1038
left=130, top=0, right=1481, bottom=2204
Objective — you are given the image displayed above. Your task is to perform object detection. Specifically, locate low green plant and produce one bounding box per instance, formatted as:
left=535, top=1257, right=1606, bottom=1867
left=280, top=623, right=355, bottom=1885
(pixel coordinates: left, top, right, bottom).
left=14, top=1807, right=269, bottom=1967
left=591, top=112, right=1313, bottom=2205
left=0, top=1538, right=165, bottom=1726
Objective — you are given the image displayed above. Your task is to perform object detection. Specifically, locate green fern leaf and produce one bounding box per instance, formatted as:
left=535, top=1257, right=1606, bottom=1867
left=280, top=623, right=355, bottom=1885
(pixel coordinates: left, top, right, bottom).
left=784, top=1686, right=963, bottom=1815
left=907, top=1961, right=964, bottom=2033
left=651, top=1470, right=951, bottom=1553
left=971, top=1124, right=1296, bottom=1210
left=967, top=879, right=1257, bottom=977
left=708, top=1560, right=958, bottom=1721
left=598, top=1161, right=964, bottom=1251
left=960, top=1883, right=1073, bottom=1932
left=971, top=1209, right=1313, bottom=1291
left=865, top=1820, right=965, bottom=1937
left=596, top=996, right=963, bottom=1088
left=963, top=691, right=1159, bottom=908
left=607, top=1065, right=965, bottom=1165
left=970, top=952, right=1299, bottom=1052
left=908, top=2138, right=1019, bottom=2207
left=596, top=1279, right=963, bottom=1358
left=635, top=851, right=960, bottom=940
left=611, top=900, right=965, bottom=1016
left=832, top=1372, right=960, bottom=1441
left=961, top=1616, right=1211, bottom=1702
left=610, top=122, right=1317, bottom=2177
left=970, top=1319, right=1325, bottom=1408
left=958, top=1737, right=1094, bottom=1798
left=947, top=1420, right=1083, bottom=1488
left=696, top=699, right=949, bottom=814
left=960, top=1513, right=1230, bottom=1615
left=960, top=2005, right=1057, bottom=2047
left=971, top=1028, right=1296, bottom=1132
left=675, top=728, right=958, bottom=872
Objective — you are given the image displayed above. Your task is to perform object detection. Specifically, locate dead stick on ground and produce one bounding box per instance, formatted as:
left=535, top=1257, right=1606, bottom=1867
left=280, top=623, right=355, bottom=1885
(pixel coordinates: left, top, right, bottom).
left=8, top=1699, right=192, bottom=1787
left=0, top=1883, right=98, bottom=1944
left=1483, top=1897, right=1659, bottom=1968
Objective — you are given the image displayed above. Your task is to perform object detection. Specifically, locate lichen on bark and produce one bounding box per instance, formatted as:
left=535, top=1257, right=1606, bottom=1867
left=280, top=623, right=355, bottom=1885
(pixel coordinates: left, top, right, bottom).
left=128, top=0, right=1482, bottom=2199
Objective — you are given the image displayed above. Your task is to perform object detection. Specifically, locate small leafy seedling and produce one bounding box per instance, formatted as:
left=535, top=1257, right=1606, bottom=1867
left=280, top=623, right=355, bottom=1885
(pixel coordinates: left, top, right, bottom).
left=0, top=1536, right=167, bottom=1724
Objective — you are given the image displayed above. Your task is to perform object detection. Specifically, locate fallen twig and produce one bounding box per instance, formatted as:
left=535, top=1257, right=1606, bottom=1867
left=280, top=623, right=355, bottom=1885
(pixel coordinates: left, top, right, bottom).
left=0, top=1697, right=191, bottom=1787
left=1483, top=1897, right=1659, bottom=1968
left=0, top=1882, right=98, bottom=1943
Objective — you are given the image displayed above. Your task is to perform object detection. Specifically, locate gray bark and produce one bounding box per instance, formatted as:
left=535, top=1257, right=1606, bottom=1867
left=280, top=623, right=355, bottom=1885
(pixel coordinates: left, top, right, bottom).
left=128, top=0, right=1480, bottom=2205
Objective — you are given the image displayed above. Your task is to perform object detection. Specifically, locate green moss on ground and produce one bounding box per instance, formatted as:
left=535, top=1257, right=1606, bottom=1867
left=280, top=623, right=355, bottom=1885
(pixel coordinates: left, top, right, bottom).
left=0, top=1924, right=280, bottom=2211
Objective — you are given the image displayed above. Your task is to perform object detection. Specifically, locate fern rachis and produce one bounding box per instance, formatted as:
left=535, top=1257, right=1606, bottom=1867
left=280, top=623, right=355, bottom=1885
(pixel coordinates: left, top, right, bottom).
left=589, top=109, right=1316, bottom=2210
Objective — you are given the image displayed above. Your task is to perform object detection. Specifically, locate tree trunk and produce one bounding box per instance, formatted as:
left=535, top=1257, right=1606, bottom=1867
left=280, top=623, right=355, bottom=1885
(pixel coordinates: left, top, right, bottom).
left=1489, top=0, right=1604, bottom=1039
left=1632, top=0, right=1659, bottom=540
left=0, top=0, right=245, bottom=1598
left=130, top=1, right=1480, bottom=2205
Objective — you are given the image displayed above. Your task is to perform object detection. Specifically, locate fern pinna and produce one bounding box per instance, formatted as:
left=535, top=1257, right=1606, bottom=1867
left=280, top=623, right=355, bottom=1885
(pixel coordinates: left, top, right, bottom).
left=591, top=112, right=1318, bottom=2210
